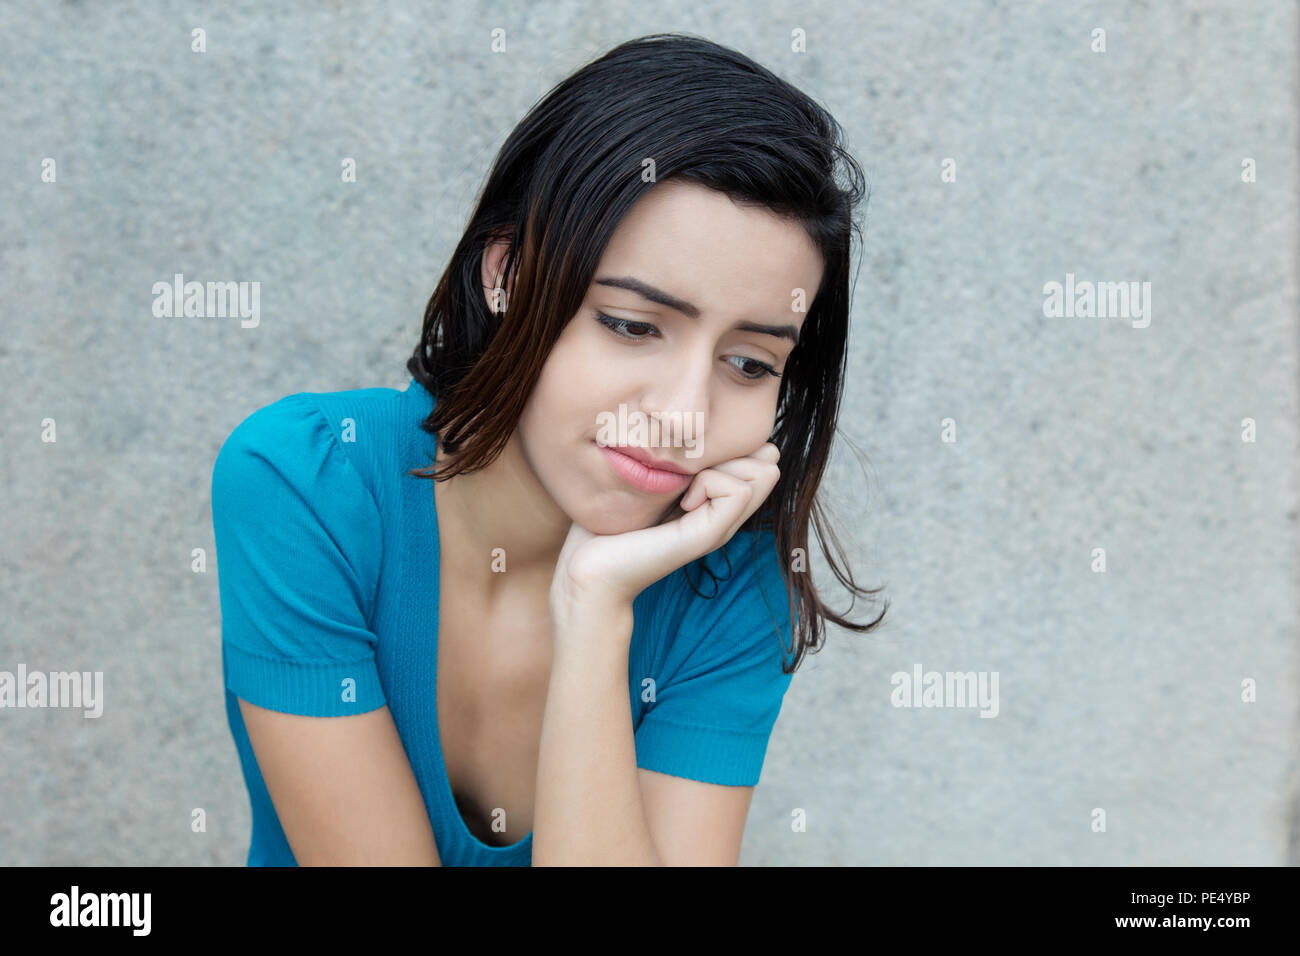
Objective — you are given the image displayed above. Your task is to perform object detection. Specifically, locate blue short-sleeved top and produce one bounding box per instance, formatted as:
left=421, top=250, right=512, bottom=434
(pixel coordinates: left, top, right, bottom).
left=211, top=377, right=796, bottom=866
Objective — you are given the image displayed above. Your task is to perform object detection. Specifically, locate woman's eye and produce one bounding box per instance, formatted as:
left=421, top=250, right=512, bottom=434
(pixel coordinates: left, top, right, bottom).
left=596, top=311, right=781, bottom=382
left=727, top=356, right=782, bottom=381
left=595, top=312, right=658, bottom=338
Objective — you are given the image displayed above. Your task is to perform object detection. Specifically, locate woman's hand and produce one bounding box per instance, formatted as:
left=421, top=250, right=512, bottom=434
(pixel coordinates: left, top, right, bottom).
left=549, top=441, right=782, bottom=625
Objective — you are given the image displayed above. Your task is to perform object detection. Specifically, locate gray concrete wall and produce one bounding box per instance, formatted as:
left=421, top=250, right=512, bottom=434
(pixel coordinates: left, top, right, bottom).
left=1, top=1, right=1295, bottom=865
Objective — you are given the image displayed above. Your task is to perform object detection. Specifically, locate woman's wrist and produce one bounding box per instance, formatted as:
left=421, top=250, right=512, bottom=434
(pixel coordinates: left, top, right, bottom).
left=550, top=589, right=635, bottom=659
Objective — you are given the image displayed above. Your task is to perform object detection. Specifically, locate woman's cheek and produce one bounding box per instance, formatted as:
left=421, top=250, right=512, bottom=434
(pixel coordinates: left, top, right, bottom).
left=712, top=401, right=773, bottom=462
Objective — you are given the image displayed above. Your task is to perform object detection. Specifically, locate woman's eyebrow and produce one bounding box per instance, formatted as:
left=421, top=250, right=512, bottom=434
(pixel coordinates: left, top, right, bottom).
left=593, top=274, right=801, bottom=344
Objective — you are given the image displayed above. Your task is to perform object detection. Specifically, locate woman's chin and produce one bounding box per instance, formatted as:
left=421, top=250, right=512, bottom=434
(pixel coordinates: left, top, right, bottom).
left=570, top=499, right=675, bottom=537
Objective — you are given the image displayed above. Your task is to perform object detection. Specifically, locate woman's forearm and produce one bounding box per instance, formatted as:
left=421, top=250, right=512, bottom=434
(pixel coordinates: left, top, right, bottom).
left=531, top=602, right=663, bottom=866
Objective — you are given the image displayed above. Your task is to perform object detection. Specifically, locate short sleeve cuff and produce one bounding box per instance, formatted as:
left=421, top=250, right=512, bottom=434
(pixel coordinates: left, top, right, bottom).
left=224, top=640, right=387, bottom=717
left=634, top=715, right=771, bottom=786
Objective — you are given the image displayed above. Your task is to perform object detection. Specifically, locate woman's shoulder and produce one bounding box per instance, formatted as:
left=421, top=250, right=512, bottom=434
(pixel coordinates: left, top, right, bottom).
left=650, top=523, right=793, bottom=652
left=631, top=523, right=796, bottom=762
left=218, top=381, right=408, bottom=449
left=213, top=381, right=411, bottom=521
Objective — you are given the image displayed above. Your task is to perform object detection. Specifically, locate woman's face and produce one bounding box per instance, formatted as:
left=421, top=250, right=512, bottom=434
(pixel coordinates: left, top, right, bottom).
left=513, top=179, right=824, bottom=536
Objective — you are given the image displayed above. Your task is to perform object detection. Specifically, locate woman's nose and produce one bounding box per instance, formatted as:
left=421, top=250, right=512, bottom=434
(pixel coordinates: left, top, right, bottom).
left=637, top=354, right=712, bottom=449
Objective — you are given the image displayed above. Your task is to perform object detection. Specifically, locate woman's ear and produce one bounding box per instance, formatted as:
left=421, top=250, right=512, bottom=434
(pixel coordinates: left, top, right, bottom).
left=480, top=235, right=514, bottom=315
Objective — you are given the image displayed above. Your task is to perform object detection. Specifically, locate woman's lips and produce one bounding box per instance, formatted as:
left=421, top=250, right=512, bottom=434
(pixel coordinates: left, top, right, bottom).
left=598, top=443, right=693, bottom=494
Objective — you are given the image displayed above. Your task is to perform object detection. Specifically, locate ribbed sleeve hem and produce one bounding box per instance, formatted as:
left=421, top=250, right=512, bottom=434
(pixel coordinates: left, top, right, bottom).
left=224, top=640, right=387, bottom=717
left=633, top=715, right=770, bottom=786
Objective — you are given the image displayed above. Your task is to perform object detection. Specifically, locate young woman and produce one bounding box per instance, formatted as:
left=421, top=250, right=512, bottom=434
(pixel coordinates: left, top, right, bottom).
left=212, top=32, right=886, bottom=867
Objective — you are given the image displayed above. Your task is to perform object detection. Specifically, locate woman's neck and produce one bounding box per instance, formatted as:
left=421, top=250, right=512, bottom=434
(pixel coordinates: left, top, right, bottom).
left=432, top=432, right=571, bottom=605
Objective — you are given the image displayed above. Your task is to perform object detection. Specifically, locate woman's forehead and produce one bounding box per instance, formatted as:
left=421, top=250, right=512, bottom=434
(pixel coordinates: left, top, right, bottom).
left=596, top=184, right=824, bottom=319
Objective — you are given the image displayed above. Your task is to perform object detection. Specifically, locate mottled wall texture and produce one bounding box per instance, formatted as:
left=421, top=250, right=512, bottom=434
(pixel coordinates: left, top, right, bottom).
left=2, top=2, right=1296, bottom=866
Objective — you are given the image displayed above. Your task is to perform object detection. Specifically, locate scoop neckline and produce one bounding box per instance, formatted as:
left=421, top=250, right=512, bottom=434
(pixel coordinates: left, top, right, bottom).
left=406, top=378, right=534, bottom=857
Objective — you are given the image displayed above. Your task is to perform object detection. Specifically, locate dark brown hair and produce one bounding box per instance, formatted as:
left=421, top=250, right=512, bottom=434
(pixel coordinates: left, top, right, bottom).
left=406, top=32, right=887, bottom=672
